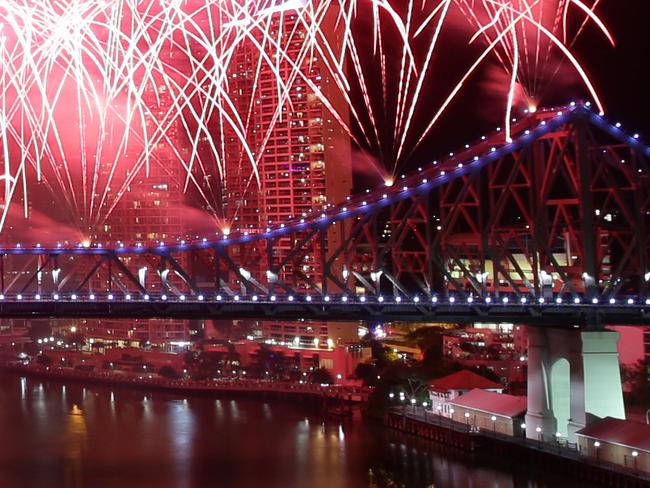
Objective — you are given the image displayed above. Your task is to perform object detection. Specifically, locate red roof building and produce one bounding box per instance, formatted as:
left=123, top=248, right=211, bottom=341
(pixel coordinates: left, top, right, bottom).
left=430, top=369, right=503, bottom=392
left=428, top=369, right=503, bottom=417
left=449, top=389, right=528, bottom=437
left=449, top=388, right=528, bottom=418
left=448, top=388, right=527, bottom=436
left=576, top=417, right=650, bottom=474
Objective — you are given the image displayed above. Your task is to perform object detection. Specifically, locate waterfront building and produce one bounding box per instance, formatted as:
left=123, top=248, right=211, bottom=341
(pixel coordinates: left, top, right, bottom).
left=576, top=417, right=650, bottom=474
left=428, top=369, right=503, bottom=417
left=200, top=340, right=370, bottom=383
left=448, top=389, right=527, bottom=436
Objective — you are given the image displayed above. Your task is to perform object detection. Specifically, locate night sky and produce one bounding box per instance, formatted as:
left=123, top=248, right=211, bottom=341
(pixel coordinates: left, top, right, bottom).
left=407, top=1, right=650, bottom=173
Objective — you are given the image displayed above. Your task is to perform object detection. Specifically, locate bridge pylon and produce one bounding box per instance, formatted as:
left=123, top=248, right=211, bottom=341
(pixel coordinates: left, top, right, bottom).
left=525, top=326, right=626, bottom=443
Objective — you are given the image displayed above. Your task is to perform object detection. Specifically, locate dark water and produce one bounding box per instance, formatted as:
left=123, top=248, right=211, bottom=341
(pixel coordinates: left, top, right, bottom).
left=0, top=374, right=586, bottom=488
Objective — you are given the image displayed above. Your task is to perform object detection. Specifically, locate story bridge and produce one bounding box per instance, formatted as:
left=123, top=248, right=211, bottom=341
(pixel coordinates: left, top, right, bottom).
left=1, top=103, right=648, bottom=327
left=2, top=102, right=648, bottom=442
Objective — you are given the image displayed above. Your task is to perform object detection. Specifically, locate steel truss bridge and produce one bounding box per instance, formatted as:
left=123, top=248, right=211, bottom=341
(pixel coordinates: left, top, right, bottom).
left=1, top=104, right=650, bottom=326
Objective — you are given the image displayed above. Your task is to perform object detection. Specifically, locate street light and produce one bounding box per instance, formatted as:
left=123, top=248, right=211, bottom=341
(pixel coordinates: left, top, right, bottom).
left=520, top=423, right=526, bottom=439
left=536, top=426, right=543, bottom=442
left=632, top=451, right=639, bottom=472
left=594, top=441, right=601, bottom=463
left=555, top=432, right=563, bottom=452
left=464, top=412, right=471, bottom=426
left=410, top=398, right=416, bottom=414
left=422, top=402, right=428, bottom=422
left=491, top=415, right=497, bottom=433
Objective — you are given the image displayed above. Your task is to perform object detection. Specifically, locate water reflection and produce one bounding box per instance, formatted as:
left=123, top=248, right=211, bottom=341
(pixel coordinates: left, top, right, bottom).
left=64, top=404, right=87, bottom=488
left=0, top=375, right=591, bottom=488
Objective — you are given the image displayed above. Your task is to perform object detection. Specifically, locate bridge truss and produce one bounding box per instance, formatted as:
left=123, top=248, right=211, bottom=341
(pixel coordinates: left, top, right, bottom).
left=1, top=105, right=649, bottom=325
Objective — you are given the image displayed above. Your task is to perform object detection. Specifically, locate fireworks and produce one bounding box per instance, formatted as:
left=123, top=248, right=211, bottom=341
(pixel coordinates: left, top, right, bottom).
left=0, top=0, right=611, bottom=234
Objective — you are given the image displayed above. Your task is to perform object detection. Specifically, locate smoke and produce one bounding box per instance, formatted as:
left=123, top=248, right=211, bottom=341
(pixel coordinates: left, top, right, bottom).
left=350, top=148, right=391, bottom=184
left=0, top=204, right=86, bottom=245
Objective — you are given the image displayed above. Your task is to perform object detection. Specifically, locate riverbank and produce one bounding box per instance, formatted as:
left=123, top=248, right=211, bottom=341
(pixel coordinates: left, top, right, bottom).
left=0, top=362, right=371, bottom=404
left=384, top=409, right=650, bottom=487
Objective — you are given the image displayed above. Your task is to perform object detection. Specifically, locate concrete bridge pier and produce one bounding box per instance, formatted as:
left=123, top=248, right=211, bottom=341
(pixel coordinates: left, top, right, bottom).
left=525, top=327, right=626, bottom=443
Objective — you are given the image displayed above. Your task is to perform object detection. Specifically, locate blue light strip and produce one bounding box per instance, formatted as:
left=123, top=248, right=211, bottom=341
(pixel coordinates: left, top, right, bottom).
left=0, top=104, right=647, bottom=257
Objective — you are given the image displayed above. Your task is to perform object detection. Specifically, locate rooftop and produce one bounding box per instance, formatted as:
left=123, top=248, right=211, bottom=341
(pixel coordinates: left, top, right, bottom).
left=448, top=388, right=527, bottom=418
left=576, top=417, right=650, bottom=452
left=430, top=369, right=502, bottom=392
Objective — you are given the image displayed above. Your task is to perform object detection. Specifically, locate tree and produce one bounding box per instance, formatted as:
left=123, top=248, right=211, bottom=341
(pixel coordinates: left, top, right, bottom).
left=67, top=332, right=86, bottom=350
left=404, top=326, right=459, bottom=377
left=224, top=343, right=241, bottom=373
left=309, top=367, right=334, bottom=385
left=472, top=365, right=503, bottom=384
left=354, top=362, right=379, bottom=386
left=253, top=344, right=286, bottom=379
left=184, top=350, right=221, bottom=380
left=159, top=365, right=179, bottom=379
left=622, top=360, right=650, bottom=405
left=36, top=354, right=52, bottom=366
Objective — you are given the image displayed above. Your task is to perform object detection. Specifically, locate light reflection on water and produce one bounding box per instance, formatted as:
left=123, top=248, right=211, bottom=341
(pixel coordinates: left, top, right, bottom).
left=0, top=375, right=589, bottom=488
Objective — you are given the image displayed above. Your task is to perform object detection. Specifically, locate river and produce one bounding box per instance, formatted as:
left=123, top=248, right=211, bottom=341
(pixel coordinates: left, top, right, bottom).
left=0, top=374, right=590, bottom=488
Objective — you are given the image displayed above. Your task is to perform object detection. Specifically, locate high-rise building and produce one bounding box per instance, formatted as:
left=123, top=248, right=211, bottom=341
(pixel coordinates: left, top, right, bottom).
left=87, top=52, right=193, bottom=346
left=223, top=6, right=352, bottom=289
left=206, top=6, right=355, bottom=348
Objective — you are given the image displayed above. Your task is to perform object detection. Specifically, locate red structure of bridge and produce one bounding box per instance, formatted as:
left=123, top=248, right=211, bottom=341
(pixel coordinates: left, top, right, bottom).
left=0, top=104, right=649, bottom=326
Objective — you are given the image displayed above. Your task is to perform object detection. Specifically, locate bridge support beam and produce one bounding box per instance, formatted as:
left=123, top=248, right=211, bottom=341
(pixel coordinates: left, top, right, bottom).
left=525, top=327, right=626, bottom=443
